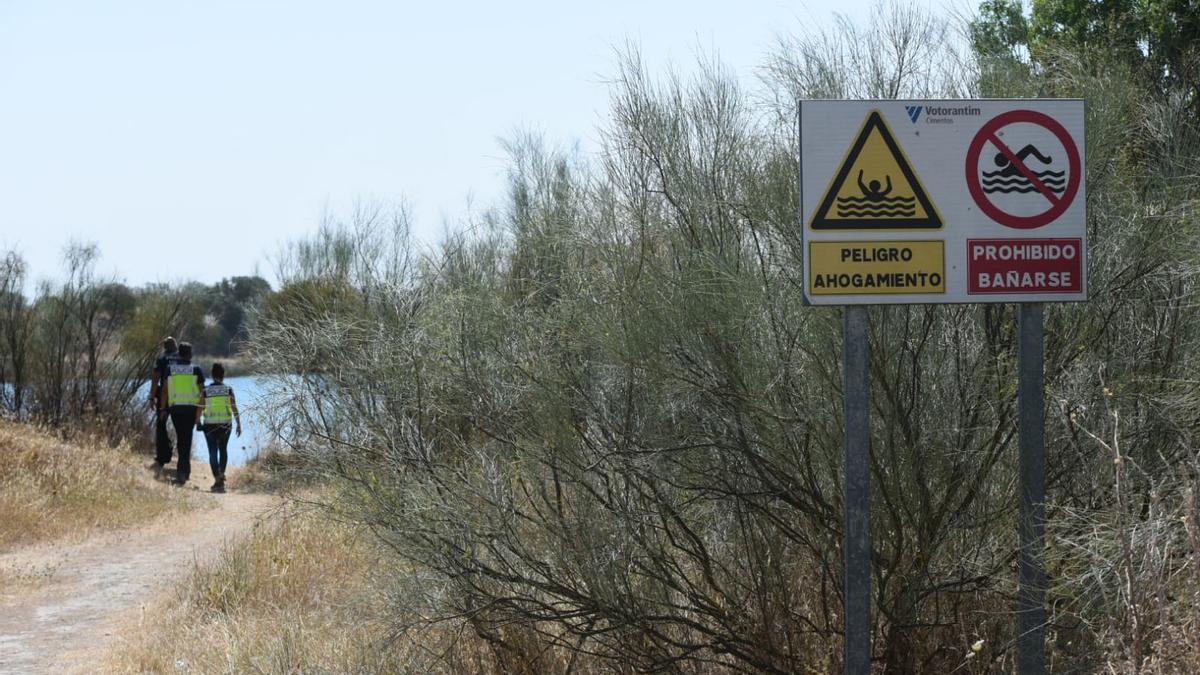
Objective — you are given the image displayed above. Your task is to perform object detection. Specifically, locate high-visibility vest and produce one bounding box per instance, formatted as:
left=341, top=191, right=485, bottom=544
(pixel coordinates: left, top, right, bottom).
left=166, top=363, right=201, bottom=407
left=204, top=384, right=234, bottom=424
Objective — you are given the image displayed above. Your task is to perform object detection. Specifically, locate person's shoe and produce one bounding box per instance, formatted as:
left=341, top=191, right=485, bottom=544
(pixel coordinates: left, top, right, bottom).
left=171, top=478, right=187, bottom=487
left=211, top=482, right=226, bottom=494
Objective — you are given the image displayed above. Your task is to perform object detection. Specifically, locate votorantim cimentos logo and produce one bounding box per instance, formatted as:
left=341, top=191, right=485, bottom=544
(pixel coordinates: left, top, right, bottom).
left=906, top=103, right=982, bottom=124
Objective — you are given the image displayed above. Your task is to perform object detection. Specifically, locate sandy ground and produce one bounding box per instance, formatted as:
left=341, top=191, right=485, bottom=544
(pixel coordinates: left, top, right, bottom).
left=0, top=488, right=278, bottom=675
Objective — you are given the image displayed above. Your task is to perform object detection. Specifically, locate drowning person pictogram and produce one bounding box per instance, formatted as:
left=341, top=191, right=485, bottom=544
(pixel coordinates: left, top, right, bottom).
left=835, top=170, right=918, bottom=217
left=810, top=110, right=941, bottom=230
left=981, top=145, right=1066, bottom=194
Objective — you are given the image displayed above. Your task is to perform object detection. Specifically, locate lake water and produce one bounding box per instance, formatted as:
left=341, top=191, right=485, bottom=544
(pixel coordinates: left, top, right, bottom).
left=211, top=375, right=276, bottom=467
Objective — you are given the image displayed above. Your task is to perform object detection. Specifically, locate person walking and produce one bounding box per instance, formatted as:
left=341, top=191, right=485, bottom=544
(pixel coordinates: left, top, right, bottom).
left=198, top=362, right=241, bottom=493
left=149, top=336, right=179, bottom=476
left=158, top=341, right=204, bottom=486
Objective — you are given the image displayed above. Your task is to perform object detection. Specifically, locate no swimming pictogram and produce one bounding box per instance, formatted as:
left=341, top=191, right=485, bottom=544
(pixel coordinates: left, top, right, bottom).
left=810, top=110, right=941, bottom=230
left=966, top=110, right=1081, bottom=229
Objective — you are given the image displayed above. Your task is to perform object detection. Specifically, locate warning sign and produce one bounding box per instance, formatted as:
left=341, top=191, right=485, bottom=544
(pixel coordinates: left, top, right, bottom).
left=809, top=241, right=945, bottom=295
left=810, top=111, right=941, bottom=230
left=800, top=99, right=1085, bottom=305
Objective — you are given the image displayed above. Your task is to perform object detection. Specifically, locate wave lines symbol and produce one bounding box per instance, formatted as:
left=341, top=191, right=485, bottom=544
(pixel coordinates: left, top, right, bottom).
left=836, top=207, right=918, bottom=217
left=836, top=195, right=916, bottom=205
left=983, top=176, right=1066, bottom=186
left=981, top=169, right=1065, bottom=179
left=981, top=185, right=1066, bottom=194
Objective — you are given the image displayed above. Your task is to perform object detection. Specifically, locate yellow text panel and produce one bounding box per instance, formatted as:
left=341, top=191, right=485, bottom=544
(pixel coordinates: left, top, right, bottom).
left=809, top=241, right=945, bottom=295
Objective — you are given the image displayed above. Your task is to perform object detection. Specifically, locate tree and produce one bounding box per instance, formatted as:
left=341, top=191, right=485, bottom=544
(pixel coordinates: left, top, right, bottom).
left=973, top=0, right=1200, bottom=115
left=0, top=251, right=32, bottom=416
left=1030, top=0, right=1146, bottom=61
left=971, top=0, right=1030, bottom=60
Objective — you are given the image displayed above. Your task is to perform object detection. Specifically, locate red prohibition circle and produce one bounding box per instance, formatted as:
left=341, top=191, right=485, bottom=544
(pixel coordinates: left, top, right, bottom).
left=965, top=110, right=1081, bottom=229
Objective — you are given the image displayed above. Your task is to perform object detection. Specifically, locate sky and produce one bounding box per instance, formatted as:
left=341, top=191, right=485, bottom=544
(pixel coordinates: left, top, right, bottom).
left=0, top=0, right=953, bottom=289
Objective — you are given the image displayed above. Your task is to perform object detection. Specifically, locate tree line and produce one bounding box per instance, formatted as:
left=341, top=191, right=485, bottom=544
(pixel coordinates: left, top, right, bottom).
left=0, top=243, right=270, bottom=441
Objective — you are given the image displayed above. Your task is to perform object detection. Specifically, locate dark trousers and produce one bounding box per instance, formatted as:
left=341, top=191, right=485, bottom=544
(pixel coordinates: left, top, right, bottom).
left=203, top=425, right=232, bottom=479
left=168, top=407, right=198, bottom=481
left=154, top=411, right=174, bottom=465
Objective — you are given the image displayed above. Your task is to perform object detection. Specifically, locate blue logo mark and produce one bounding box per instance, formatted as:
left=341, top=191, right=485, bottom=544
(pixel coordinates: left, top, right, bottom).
left=905, top=105, right=923, bottom=123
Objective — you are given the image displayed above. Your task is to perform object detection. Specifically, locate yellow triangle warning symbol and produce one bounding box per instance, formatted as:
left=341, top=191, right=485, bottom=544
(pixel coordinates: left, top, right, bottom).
left=810, top=111, right=941, bottom=230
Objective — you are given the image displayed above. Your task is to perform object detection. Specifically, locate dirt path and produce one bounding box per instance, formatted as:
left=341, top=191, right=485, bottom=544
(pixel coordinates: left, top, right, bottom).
left=0, top=489, right=279, bottom=675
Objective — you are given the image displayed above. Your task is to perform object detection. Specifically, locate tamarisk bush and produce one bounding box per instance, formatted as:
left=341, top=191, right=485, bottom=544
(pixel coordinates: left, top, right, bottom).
left=249, top=3, right=1200, bottom=672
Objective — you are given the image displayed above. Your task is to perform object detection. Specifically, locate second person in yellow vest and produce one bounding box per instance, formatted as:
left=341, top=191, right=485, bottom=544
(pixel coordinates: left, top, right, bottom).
left=197, top=362, right=241, bottom=494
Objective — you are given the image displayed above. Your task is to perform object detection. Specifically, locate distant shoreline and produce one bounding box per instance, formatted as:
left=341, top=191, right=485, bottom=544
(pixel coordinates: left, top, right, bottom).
left=192, top=354, right=251, bottom=378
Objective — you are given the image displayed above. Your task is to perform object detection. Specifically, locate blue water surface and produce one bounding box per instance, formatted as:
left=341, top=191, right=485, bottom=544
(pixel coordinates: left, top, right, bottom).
left=208, top=376, right=274, bottom=467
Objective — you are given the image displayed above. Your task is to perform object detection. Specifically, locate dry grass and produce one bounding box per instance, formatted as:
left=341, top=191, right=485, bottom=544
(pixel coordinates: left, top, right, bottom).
left=226, top=447, right=310, bottom=494
left=100, top=507, right=404, bottom=673
left=97, top=503, right=552, bottom=674
left=0, top=559, right=61, bottom=599
left=0, top=421, right=202, bottom=553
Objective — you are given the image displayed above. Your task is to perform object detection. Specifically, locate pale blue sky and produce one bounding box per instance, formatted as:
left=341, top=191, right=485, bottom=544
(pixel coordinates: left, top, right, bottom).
left=0, top=0, right=945, bottom=288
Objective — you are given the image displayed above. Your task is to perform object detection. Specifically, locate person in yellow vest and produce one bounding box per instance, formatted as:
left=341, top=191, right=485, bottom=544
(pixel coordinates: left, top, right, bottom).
left=197, top=362, right=241, bottom=493
left=157, top=341, right=205, bottom=486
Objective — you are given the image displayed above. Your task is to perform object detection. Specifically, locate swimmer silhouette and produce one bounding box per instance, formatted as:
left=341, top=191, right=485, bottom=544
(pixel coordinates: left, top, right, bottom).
left=992, top=144, right=1053, bottom=177
left=856, top=170, right=893, bottom=201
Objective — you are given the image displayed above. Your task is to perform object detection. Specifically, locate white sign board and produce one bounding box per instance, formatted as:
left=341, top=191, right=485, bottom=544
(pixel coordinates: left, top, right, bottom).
left=800, top=99, right=1086, bottom=305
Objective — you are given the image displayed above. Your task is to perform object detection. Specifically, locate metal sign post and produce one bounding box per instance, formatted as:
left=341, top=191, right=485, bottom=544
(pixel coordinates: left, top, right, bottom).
left=1017, top=303, right=1047, bottom=674
left=800, top=100, right=1083, bottom=675
left=843, top=306, right=872, bottom=675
